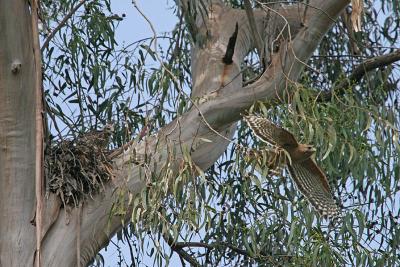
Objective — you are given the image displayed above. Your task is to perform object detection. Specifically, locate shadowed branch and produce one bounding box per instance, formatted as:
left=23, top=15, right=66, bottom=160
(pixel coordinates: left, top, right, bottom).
left=318, top=49, right=400, bottom=101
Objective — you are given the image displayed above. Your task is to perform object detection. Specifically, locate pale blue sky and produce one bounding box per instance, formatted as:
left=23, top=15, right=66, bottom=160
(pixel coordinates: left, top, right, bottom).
left=112, top=0, right=177, bottom=45
left=91, top=1, right=400, bottom=266
left=99, top=1, right=180, bottom=266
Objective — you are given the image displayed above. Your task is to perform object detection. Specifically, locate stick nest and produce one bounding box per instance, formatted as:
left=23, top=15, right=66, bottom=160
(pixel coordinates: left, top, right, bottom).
left=45, top=128, right=114, bottom=207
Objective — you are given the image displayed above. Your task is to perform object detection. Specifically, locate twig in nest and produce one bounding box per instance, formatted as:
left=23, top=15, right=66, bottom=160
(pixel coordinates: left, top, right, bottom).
left=46, top=127, right=114, bottom=207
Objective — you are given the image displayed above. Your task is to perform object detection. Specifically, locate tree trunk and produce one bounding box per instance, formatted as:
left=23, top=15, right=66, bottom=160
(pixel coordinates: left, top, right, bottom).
left=0, top=0, right=37, bottom=265
left=0, top=0, right=350, bottom=266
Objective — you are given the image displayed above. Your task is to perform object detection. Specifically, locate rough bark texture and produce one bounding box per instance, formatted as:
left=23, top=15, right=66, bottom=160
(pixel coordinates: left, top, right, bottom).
left=0, top=0, right=350, bottom=266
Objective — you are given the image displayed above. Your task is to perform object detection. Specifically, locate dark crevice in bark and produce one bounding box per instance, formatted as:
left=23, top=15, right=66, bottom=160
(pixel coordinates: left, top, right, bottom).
left=222, top=22, right=239, bottom=65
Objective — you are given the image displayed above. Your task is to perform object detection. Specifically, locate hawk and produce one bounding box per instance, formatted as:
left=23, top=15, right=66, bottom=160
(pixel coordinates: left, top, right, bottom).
left=244, top=115, right=340, bottom=218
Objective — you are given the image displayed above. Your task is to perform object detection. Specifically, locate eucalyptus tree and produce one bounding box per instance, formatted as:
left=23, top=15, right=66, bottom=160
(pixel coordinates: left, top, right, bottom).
left=0, top=0, right=399, bottom=267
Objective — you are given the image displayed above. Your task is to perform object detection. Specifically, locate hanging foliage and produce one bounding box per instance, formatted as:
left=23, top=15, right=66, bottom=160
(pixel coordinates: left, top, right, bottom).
left=37, top=0, right=400, bottom=266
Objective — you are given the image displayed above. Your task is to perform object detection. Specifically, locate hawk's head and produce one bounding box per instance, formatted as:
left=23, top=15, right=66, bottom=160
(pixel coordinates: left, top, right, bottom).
left=298, top=144, right=316, bottom=158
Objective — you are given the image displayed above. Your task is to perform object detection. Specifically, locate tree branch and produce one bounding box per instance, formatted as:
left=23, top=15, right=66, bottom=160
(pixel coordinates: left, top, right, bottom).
left=174, top=241, right=246, bottom=255
left=174, top=241, right=283, bottom=264
left=178, top=0, right=199, bottom=42
left=191, top=4, right=307, bottom=99
left=179, top=0, right=224, bottom=42
left=243, top=0, right=265, bottom=66
left=164, top=233, right=202, bottom=267
left=199, top=0, right=350, bottom=124
left=347, top=49, right=400, bottom=82
left=318, top=49, right=400, bottom=101
left=40, top=2, right=350, bottom=266
left=41, top=0, right=88, bottom=52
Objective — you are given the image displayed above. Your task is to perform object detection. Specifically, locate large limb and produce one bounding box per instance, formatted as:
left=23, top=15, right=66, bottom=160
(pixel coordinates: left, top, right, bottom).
left=40, top=1, right=350, bottom=266
left=201, top=0, right=351, bottom=123
left=191, top=3, right=307, bottom=99
left=178, top=0, right=223, bottom=42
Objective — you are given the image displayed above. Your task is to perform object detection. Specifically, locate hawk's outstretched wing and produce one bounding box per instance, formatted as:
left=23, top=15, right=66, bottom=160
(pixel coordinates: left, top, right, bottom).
left=287, top=158, right=339, bottom=218
left=244, top=115, right=340, bottom=218
left=244, top=115, right=298, bottom=147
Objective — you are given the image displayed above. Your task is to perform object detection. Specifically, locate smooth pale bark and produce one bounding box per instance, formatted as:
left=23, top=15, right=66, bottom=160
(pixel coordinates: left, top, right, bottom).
left=0, top=0, right=349, bottom=266
left=0, top=0, right=37, bottom=265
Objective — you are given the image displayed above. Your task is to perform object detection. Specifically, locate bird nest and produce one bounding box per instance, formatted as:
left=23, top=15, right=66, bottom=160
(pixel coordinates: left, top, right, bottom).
left=45, top=130, right=114, bottom=207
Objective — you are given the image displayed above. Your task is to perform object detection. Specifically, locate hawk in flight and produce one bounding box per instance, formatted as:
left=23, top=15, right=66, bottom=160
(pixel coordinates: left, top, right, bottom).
left=244, top=115, right=340, bottom=218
